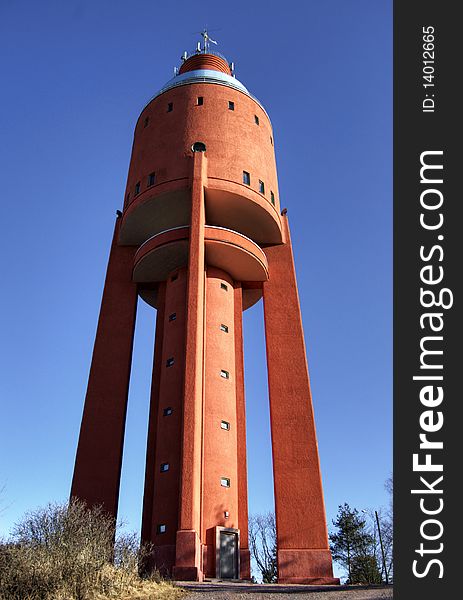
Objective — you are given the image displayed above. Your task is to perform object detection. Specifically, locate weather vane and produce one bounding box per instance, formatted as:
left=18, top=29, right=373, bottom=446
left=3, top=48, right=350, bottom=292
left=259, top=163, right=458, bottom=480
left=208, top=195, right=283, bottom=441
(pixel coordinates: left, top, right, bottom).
left=200, top=28, right=218, bottom=53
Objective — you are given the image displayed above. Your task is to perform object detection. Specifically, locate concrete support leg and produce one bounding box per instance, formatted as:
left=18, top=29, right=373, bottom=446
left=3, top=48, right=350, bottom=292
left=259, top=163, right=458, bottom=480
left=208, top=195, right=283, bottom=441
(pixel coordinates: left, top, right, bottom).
left=141, top=282, right=166, bottom=548
left=173, top=151, right=207, bottom=581
left=71, top=219, right=138, bottom=519
left=263, top=215, right=339, bottom=585
left=234, top=284, right=251, bottom=581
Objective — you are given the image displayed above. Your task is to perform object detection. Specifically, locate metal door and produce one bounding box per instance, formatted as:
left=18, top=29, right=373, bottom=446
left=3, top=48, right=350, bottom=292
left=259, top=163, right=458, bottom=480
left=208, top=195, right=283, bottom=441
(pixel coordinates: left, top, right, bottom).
left=219, top=531, right=237, bottom=579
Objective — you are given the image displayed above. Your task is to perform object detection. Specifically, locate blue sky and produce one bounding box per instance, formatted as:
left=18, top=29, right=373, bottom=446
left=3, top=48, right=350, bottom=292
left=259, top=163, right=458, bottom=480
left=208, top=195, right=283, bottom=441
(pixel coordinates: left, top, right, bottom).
left=0, top=0, right=392, bottom=576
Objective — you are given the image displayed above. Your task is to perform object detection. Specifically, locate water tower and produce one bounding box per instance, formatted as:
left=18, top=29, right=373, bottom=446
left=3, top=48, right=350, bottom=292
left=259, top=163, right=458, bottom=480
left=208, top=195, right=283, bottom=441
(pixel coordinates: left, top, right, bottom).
left=71, top=34, right=338, bottom=584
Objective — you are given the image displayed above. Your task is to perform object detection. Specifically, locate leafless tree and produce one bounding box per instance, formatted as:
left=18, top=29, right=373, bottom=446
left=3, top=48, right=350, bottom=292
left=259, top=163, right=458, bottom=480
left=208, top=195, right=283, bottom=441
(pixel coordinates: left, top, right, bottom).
left=248, top=512, right=277, bottom=582
left=360, top=477, right=393, bottom=583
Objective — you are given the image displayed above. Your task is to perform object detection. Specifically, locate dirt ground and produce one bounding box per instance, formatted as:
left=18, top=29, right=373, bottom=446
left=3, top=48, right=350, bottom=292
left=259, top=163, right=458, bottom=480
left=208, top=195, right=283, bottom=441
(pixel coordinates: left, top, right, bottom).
left=179, top=582, right=393, bottom=600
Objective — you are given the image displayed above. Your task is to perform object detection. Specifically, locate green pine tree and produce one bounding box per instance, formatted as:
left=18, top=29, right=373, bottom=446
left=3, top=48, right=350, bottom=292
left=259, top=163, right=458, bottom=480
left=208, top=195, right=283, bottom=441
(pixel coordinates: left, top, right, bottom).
left=329, top=503, right=382, bottom=584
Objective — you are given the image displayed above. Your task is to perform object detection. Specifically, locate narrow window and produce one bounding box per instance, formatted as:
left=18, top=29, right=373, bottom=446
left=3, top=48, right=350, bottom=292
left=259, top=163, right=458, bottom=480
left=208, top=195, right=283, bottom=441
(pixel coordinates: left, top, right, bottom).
left=220, top=324, right=229, bottom=333
left=126, top=192, right=130, bottom=204
left=171, top=273, right=178, bottom=282
left=259, top=180, right=265, bottom=194
left=220, top=477, right=231, bottom=488
left=143, top=117, right=149, bottom=128
left=197, top=96, right=204, bottom=105
left=163, top=407, right=173, bottom=416
left=157, top=524, right=166, bottom=534
left=167, top=102, right=173, bottom=112
left=220, top=370, right=230, bottom=379
left=254, top=115, right=259, bottom=125
left=242, top=171, right=250, bottom=185
left=148, top=172, right=156, bottom=187
left=166, top=357, right=175, bottom=367
left=160, top=463, right=170, bottom=472
left=221, top=282, right=228, bottom=291
left=270, top=135, right=273, bottom=146
left=134, top=181, right=140, bottom=196
left=169, top=313, right=177, bottom=322
left=270, top=191, right=275, bottom=205
left=221, top=420, right=230, bottom=431
left=228, top=101, right=235, bottom=111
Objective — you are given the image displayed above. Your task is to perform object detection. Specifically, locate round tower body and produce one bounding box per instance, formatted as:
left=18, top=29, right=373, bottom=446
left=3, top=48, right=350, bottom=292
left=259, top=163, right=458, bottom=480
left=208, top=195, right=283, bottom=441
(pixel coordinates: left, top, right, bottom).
left=119, top=53, right=282, bottom=251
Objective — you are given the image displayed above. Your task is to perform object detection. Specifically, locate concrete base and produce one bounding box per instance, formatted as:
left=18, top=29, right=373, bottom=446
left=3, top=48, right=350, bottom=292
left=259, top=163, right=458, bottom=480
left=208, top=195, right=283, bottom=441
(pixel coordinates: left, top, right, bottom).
left=277, top=548, right=339, bottom=585
left=172, top=566, right=203, bottom=581
left=240, top=548, right=251, bottom=580
left=142, top=544, right=175, bottom=577
left=173, top=529, right=203, bottom=581
left=279, top=576, right=341, bottom=585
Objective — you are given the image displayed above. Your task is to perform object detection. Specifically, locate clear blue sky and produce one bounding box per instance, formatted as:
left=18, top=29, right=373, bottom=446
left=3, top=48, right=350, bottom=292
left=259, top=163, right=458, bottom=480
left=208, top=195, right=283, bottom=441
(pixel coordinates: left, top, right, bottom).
left=0, top=0, right=392, bottom=575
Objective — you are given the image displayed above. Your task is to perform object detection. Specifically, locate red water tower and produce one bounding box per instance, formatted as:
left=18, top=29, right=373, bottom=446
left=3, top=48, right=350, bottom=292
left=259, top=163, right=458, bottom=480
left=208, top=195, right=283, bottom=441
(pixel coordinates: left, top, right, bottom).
left=71, top=37, right=338, bottom=585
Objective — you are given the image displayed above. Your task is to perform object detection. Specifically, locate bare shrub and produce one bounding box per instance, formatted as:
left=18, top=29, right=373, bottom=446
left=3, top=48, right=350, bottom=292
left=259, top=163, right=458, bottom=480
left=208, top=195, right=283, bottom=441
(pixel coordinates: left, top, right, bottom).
left=0, top=499, right=181, bottom=600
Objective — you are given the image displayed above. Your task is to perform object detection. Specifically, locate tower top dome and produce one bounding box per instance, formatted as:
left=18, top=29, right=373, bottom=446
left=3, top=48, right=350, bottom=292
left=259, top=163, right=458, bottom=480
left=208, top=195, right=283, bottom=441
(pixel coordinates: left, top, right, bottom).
left=179, top=52, right=231, bottom=76
left=142, top=31, right=269, bottom=120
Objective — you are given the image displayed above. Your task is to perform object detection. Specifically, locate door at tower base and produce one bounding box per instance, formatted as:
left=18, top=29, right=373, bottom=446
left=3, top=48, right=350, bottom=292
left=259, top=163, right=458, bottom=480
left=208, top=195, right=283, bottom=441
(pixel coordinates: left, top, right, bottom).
left=216, top=527, right=240, bottom=579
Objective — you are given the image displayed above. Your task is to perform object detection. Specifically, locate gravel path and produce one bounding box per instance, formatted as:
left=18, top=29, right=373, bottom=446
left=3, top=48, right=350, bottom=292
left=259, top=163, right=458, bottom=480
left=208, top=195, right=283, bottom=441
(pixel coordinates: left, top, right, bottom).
left=179, top=582, right=393, bottom=600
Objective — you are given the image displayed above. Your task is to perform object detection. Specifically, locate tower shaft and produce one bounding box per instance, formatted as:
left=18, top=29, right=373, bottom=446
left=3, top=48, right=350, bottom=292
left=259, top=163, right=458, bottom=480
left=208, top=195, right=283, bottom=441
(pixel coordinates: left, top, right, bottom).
left=71, top=49, right=337, bottom=584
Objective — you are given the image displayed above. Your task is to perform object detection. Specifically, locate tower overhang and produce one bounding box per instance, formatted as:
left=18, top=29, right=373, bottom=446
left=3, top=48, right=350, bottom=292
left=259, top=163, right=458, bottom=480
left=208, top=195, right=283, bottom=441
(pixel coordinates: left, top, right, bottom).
left=133, top=225, right=268, bottom=310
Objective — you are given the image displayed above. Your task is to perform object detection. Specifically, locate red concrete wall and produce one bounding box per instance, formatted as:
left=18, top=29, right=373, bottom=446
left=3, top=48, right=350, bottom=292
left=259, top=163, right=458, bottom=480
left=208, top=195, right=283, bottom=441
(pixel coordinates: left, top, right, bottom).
left=71, top=219, right=138, bottom=517
left=202, top=267, right=239, bottom=576
left=141, top=281, right=166, bottom=547
left=123, top=82, right=279, bottom=223
left=263, top=215, right=337, bottom=583
left=149, top=269, right=187, bottom=550
left=234, top=284, right=251, bottom=580
left=172, top=152, right=206, bottom=582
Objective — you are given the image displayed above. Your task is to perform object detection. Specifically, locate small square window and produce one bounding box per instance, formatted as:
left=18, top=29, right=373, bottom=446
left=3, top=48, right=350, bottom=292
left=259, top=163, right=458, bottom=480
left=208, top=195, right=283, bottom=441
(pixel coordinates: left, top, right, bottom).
left=220, top=477, right=230, bottom=488
left=169, top=313, right=177, bottom=322
left=135, top=182, right=140, bottom=196
left=254, top=115, right=259, bottom=125
left=243, top=171, right=250, bottom=186
left=221, top=420, right=230, bottom=430
left=220, top=370, right=230, bottom=379
left=167, top=102, right=173, bottom=112
left=171, top=273, right=178, bottom=282
left=166, top=357, right=175, bottom=367
left=157, top=524, right=166, bottom=534
left=197, top=96, right=204, bottom=105
left=163, top=407, right=173, bottom=416
left=160, top=463, right=169, bottom=472
left=259, top=180, right=265, bottom=194
left=221, top=282, right=228, bottom=291
left=228, top=101, right=235, bottom=111
left=143, top=117, right=149, bottom=128
left=220, top=324, right=229, bottom=333
left=148, top=172, right=156, bottom=187
left=270, top=191, right=275, bottom=205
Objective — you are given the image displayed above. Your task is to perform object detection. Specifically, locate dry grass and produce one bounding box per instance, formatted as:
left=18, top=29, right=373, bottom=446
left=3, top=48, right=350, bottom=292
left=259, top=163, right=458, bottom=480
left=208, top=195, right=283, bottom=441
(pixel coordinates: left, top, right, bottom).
left=0, top=499, right=183, bottom=600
